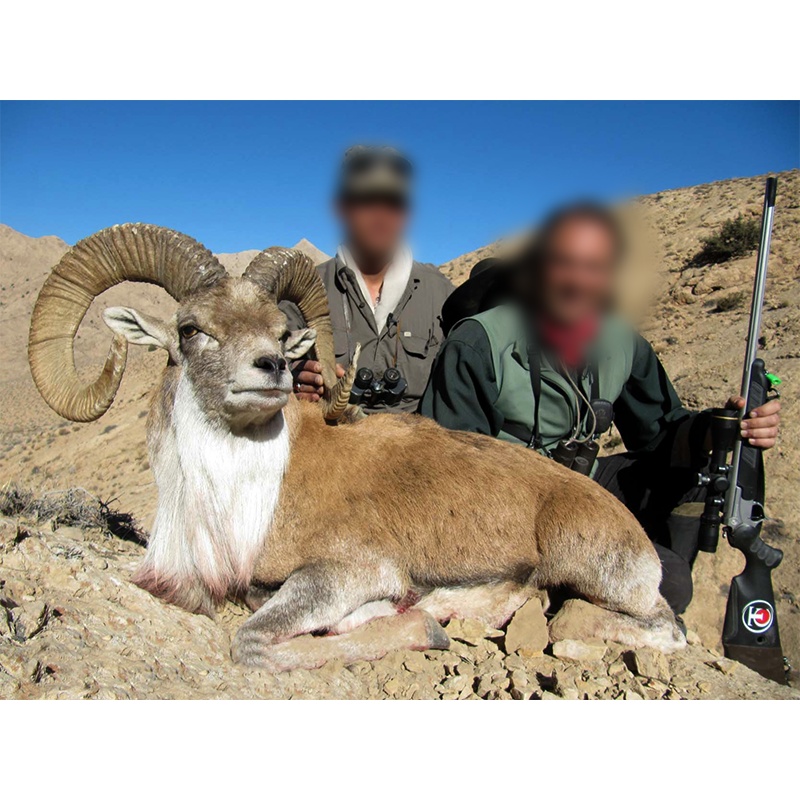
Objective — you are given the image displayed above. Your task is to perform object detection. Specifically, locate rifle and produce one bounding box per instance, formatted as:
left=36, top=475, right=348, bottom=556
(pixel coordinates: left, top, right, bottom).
left=696, top=176, right=786, bottom=684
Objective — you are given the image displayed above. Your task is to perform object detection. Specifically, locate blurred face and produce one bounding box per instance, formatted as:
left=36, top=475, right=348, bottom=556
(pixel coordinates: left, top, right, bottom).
left=338, top=197, right=409, bottom=268
left=535, top=217, right=618, bottom=325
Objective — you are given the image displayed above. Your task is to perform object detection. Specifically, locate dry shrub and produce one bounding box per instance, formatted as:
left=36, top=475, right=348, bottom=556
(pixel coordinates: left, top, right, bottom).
left=716, top=291, right=748, bottom=313
left=687, top=215, right=760, bottom=269
left=0, top=483, right=146, bottom=543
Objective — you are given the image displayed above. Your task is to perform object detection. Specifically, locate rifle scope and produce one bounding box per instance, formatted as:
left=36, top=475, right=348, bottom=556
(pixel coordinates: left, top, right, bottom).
left=697, top=408, right=739, bottom=552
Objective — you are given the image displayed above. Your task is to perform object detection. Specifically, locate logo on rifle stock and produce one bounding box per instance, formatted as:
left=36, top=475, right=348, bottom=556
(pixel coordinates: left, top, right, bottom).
left=742, top=600, right=774, bottom=634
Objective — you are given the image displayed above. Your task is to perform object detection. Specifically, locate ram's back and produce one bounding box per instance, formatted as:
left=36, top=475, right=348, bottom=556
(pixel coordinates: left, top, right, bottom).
left=254, top=402, right=644, bottom=589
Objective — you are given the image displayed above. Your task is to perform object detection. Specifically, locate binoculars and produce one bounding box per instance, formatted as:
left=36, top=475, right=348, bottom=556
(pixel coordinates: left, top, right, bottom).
left=350, top=367, right=408, bottom=407
left=551, top=439, right=600, bottom=476
left=548, top=398, right=613, bottom=475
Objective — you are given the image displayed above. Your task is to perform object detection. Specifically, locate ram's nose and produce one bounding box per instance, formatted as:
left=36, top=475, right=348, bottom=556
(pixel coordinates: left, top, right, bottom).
left=253, top=356, right=287, bottom=373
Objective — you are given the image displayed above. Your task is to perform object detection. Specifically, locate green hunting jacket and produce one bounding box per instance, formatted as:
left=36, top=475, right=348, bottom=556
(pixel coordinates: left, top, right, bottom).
left=419, top=303, right=705, bottom=462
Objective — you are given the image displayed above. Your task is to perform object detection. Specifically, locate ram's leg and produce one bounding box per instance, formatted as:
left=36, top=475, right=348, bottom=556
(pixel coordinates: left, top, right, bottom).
left=242, top=583, right=277, bottom=612
left=231, top=562, right=449, bottom=671
left=551, top=542, right=686, bottom=653
left=232, top=563, right=365, bottom=664
left=415, top=581, right=542, bottom=627
left=241, top=609, right=450, bottom=673
left=329, top=599, right=399, bottom=633
left=548, top=597, right=685, bottom=652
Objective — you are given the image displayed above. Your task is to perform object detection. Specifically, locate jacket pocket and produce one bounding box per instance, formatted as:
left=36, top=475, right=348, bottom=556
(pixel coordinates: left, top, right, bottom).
left=399, top=332, right=430, bottom=358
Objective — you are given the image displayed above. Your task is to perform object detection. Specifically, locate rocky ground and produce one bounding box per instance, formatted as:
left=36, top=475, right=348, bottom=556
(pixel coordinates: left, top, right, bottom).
left=1, top=515, right=797, bottom=700
left=1, top=170, right=798, bottom=700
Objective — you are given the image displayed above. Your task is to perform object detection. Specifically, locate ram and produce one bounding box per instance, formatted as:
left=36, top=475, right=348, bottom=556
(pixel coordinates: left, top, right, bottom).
left=28, top=224, right=684, bottom=671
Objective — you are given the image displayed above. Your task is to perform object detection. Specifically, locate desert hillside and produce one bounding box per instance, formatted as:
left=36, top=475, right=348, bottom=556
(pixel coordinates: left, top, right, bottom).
left=1, top=171, right=798, bottom=699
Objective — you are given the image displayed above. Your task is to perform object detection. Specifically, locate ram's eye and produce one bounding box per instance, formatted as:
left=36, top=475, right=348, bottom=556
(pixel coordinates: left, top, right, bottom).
left=180, top=325, right=199, bottom=339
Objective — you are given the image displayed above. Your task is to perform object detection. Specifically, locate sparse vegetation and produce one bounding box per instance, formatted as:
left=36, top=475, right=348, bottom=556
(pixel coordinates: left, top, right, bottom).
left=0, top=483, right=146, bottom=543
left=687, top=214, right=760, bottom=269
left=715, top=291, right=748, bottom=313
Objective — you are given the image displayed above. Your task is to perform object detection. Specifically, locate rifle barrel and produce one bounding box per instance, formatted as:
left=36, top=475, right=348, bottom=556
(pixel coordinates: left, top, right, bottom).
left=724, top=177, right=777, bottom=523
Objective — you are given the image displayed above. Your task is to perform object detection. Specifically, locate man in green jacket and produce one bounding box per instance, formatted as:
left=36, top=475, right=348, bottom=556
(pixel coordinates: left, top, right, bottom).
left=419, top=202, right=781, bottom=614
left=286, top=145, right=453, bottom=414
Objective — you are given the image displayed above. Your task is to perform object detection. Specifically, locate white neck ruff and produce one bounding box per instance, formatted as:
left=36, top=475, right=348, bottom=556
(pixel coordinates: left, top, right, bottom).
left=142, top=376, right=290, bottom=600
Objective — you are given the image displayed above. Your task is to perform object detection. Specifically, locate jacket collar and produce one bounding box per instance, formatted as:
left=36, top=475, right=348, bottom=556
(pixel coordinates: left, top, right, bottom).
left=510, top=304, right=609, bottom=377
left=334, top=247, right=419, bottom=334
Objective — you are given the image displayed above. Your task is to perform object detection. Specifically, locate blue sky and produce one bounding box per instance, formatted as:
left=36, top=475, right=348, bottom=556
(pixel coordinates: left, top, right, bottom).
left=1, top=101, right=797, bottom=264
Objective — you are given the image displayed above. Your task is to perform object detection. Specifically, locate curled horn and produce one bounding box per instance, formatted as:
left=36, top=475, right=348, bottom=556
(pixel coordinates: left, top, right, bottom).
left=28, top=224, right=228, bottom=422
left=244, top=248, right=360, bottom=421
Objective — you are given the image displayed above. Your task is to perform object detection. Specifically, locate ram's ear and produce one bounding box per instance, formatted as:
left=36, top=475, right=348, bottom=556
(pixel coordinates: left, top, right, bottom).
left=103, top=307, right=178, bottom=359
left=283, top=327, right=317, bottom=360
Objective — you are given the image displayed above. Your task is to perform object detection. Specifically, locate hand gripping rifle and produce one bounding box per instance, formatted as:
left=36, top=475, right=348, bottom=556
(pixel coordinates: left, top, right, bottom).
left=696, top=177, right=786, bottom=684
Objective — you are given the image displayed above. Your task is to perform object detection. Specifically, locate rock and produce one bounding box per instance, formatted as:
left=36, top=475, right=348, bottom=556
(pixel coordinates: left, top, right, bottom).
left=383, top=677, right=402, bottom=696
left=0, top=519, right=18, bottom=545
left=0, top=668, right=20, bottom=699
left=475, top=654, right=506, bottom=683
left=509, top=668, right=536, bottom=700
left=686, top=629, right=702, bottom=646
left=541, top=691, right=562, bottom=700
left=624, top=690, right=644, bottom=700
left=552, top=664, right=579, bottom=698
left=401, top=651, right=430, bottom=674
left=475, top=675, right=494, bottom=697
left=0, top=576, right=38, bottom=603
left=440, top=674, right=471, bottom=695
left=432, top=650, right=462, bottom=674
left=449, top=640, right=478, bottom=664
left=692, top=264, right=748, bottom=296
left=552, top=639, right=607, bottom=663
left=454, top=661, right=476, bottom=681
left=491, top=673, right=511, bottom=691
left=673, top=288, right=698, bottom=305
left=473, top=637, right=501, bottom=660
left=633, top=648, right=671, bottom=684
left=504, top=653, right=526, bottom=671
left=548, top=598, right=614, bottom=643
left=0, top=648, right=39, bottom=682
left=608, top=660, right=629, bottom=677
left=505, top=598, right=548, bottom=657
left=444, top=617, right=503, bottom=645
left=9, top=600, right=48, bottom=640
left=710, top=658, right=739, bottom=676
